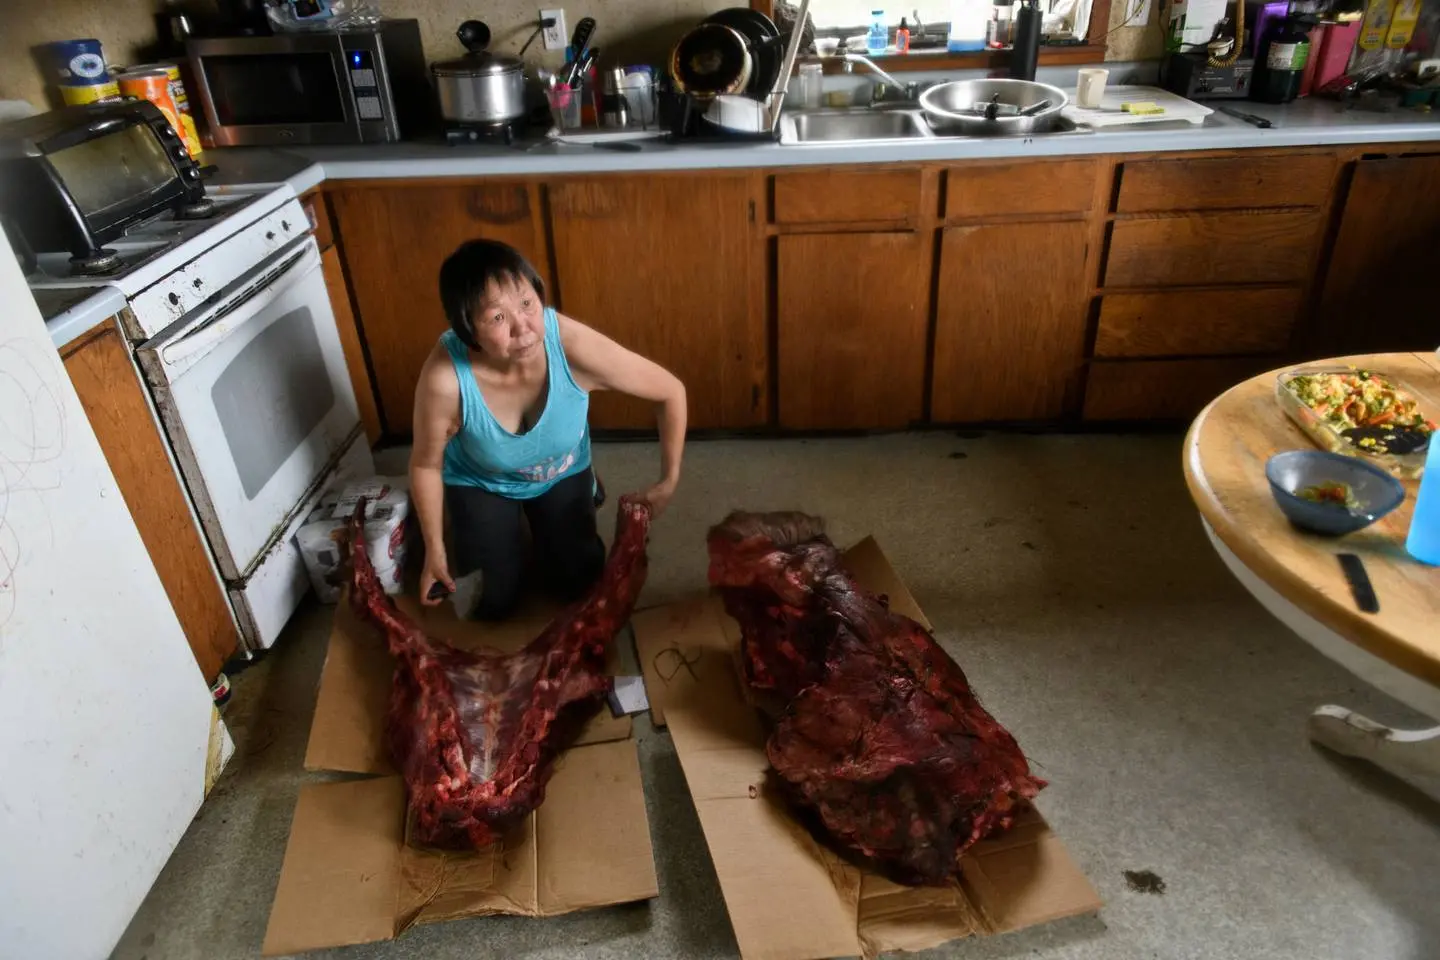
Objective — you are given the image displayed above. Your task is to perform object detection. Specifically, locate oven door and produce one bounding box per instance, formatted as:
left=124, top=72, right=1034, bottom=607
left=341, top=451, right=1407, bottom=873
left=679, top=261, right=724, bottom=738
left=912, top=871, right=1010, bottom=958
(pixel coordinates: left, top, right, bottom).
left=137, top=235, right=361, bottom=580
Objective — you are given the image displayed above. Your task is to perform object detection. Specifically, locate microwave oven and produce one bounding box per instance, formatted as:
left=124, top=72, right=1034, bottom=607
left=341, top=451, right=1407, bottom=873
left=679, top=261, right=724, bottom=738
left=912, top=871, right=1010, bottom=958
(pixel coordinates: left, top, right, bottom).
left=186, top=19, right=434, bottom=146
left=0, top=98, right=206, bottom=264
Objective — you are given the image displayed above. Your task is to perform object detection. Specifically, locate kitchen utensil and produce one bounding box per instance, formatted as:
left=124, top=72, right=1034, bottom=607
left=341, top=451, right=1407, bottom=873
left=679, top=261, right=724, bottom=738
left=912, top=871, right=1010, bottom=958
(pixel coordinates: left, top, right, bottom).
left=564, top=16, right=597, bottom=85
left=671, top=22, right=753, bottom=97
left=546, top=84, right=580, bottom=130
left=1216, top=104, right=1274, bottom=126
left=705, top=7, right=783, bottom=97
left=1265, top=450, right=1406, bottom=536
left=1337, top=553, right=1380, bottom=612
left=1062, top=85, right=1213, bottom=127
left=919, top=78, right=1067, bottom=134
left=1076, top=67, right=1109, bottom=108
left=432, top=20, right=528, bottom=125
left=765, top=0, right=811, bottom=129
left=601, top=67, right=631, bottom=128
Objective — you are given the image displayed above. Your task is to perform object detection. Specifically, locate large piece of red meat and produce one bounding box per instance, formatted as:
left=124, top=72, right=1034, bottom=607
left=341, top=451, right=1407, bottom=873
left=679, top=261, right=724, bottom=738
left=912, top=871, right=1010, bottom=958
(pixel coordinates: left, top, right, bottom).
left=347, top=496, right=652, bottom=849
left=707, top=511, right=1045, bottom=886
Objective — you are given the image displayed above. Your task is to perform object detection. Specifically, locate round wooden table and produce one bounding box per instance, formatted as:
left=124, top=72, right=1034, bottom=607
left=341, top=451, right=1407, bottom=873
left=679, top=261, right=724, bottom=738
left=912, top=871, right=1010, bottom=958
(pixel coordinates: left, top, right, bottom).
left=1184, top=351, right=1440, bottom=782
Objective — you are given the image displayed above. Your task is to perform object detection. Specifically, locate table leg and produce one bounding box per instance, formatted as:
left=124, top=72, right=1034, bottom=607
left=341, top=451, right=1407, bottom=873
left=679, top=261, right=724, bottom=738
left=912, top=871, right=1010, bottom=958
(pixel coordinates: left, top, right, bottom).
left=1308, top=706, right=1440, bottom=779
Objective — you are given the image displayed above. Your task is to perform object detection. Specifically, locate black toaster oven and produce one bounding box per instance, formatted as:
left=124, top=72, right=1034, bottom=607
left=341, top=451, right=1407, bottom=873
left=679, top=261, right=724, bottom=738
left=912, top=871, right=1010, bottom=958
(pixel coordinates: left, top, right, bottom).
left=0, top=98, right=206, bottom=263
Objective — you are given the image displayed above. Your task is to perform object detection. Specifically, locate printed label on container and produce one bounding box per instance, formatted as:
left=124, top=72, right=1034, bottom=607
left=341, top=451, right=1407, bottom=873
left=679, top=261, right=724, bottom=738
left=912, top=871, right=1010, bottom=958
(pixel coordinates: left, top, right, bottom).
left=1267, top=41, right=1311, bottom=70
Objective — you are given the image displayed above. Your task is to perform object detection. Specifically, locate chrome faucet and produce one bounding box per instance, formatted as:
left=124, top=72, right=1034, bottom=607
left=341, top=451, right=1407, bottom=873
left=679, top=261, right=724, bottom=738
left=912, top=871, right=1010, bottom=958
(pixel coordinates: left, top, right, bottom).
left=802, top=50, right=933, bottom=106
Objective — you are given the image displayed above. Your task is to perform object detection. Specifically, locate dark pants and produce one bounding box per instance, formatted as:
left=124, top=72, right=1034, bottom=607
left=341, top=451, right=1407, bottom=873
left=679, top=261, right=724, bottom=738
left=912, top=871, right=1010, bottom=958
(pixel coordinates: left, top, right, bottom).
left=444, top=468, right=604, bottom=621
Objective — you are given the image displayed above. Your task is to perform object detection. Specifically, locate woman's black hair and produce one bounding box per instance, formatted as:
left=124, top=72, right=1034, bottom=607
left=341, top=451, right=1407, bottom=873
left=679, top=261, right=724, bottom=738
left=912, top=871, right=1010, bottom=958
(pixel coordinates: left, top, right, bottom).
left=437, top=239, right=547, bottom=351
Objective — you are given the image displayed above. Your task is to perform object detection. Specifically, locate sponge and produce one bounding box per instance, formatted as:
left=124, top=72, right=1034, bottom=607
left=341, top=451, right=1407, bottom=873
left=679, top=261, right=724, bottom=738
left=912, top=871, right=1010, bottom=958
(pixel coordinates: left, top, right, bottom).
left=1121, top=101, right=1165, bottom=115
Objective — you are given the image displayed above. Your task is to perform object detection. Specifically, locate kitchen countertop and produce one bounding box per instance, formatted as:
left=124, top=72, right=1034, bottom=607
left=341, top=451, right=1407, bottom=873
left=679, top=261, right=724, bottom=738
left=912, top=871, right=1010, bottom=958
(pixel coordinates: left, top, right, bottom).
left=201, top=97, right=1440, bottom=191
left=35, top=285, right=129, bottom=352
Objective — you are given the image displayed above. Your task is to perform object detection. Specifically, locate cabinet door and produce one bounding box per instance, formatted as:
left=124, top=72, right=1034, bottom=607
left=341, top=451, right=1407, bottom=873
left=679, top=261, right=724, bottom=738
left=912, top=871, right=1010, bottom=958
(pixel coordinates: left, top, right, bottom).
left=548, top=175, right=766, bottom=430
left=776, top=232, right=928, bottom=429
left=932, top=221, right=1090, bottom=423
left=1311, top=155, right=1440, bottom=356
left=63, top=321, right=239, bottom=682
left=329, top=183, right=548, bottom=436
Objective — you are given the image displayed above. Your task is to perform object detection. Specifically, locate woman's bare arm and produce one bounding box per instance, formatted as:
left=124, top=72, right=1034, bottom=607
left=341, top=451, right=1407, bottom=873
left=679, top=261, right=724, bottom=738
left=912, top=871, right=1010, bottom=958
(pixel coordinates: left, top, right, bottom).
left=409, top=344, right=461, bottom=602
left=559, top=315, right=687, bottom=512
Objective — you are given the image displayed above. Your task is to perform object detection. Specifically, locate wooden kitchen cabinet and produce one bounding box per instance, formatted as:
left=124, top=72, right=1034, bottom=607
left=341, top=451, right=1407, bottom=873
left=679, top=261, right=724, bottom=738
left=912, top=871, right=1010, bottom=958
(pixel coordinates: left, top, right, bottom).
left=62, top=320, right=239, bottom=682
left=1104, top=210, right=1323, bottom=288
left=320, top=245, right=382, bottom=444
left=1094, top=287, right=1301, bottom=358
left=1083, top=357, right=1272, bottom=421
left=776, top=232, right=929, bottom=429
left=931, top=220, right=1091, bottom=423
left=547, top=174, right=766, bottom=430
left=1115, top=154, right=1336, bottom=212
left=1308, top=154, right=1440, bottom=357
left=329, top=181, right=549, bottom=436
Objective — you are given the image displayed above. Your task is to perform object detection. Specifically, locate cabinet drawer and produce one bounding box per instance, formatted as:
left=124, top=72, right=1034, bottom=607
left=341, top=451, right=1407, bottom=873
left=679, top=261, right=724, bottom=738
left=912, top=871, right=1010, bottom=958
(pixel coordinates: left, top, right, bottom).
left=1104, top=210, right=1322, bottom=288
left=1094, top=287, right=1301, bottom=358
left=773, top=168, right=922, bottom=224
left=946, top=159, right=1099, bottom=218
left=1116, top=154, right=1335, bottom=212
left=1083, top=358, right=1273, bottom=421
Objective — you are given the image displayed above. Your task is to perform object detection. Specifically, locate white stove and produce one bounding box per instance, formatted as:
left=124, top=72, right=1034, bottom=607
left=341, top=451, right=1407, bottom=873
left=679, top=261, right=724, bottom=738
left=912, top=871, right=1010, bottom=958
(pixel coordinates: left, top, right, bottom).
left=32, top=179, right=373, bottom=653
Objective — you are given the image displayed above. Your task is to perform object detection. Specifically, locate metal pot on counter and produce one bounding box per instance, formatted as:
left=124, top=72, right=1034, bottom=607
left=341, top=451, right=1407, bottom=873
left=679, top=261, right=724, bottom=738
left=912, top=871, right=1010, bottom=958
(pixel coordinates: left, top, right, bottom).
left=432, top=20, right=529, bottom=125
left=919, top=78, right=1068, bottom=135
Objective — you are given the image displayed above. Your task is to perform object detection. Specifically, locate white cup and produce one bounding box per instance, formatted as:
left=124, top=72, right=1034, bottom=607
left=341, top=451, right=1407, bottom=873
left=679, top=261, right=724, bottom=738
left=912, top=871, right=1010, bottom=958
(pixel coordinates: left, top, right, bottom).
left=1076, top=68, right=1109, bottom=109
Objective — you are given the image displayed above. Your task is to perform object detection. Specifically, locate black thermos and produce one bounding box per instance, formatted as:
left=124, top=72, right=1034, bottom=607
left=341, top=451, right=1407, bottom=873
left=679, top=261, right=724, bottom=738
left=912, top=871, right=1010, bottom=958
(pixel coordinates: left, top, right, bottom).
left=1011, top=0, right=1042, bottom=81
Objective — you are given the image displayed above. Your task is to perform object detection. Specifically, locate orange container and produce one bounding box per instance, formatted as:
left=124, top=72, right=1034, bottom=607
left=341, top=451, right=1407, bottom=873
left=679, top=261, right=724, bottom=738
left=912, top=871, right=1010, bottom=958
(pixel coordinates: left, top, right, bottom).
left=122, top=62, right=203, bottom=158
left=117, top=68, right=193, bottom=157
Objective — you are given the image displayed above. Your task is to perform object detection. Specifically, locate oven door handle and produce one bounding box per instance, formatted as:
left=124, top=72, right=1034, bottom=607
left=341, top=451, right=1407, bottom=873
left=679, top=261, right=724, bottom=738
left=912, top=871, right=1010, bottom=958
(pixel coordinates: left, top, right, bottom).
left=159, top=239, right=320, bottom=370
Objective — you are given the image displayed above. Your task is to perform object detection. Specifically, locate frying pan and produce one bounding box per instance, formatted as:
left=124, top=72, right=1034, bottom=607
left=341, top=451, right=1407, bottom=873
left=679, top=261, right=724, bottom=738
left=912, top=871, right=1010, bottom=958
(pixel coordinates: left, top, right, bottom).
left=704, top=7, right=782, bottom=97
left=670, top=22, right=752, bottom=97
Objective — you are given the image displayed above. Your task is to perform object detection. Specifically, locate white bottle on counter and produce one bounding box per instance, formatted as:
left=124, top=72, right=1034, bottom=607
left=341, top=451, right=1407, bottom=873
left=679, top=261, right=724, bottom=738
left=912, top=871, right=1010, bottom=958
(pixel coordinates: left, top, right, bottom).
left=949, top=0, right=989, bottom=50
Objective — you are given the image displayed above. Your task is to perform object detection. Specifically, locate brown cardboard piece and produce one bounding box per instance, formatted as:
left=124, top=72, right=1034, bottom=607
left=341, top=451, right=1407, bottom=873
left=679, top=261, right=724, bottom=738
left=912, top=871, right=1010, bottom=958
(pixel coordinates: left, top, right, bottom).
left=264, top=593, right=656, bottom=957
left=634, top=535, right=1102, bottom=960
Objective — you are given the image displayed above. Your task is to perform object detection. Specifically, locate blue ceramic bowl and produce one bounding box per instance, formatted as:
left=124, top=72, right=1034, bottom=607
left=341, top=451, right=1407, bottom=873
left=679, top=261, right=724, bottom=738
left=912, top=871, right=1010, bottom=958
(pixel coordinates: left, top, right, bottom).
left=1265, top=450, right=1406, bottom=537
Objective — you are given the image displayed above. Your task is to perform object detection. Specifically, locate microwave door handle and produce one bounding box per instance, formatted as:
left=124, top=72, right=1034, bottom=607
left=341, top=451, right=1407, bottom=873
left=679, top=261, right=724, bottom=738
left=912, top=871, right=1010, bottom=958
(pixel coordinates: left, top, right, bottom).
left=160, top=243, right=319, bottom=369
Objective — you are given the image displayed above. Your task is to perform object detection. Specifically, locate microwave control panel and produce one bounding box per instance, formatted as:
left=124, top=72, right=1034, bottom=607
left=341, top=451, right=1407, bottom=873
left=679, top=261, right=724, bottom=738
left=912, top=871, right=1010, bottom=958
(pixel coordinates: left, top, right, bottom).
left=345, top=49, right=385, bottom=121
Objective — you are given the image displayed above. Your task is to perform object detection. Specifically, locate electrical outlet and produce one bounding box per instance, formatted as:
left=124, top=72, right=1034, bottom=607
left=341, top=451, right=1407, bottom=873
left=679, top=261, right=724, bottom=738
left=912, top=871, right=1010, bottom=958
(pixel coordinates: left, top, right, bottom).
left=541, top=9, right=567, bottom=50
left=1129, top=0, right=1152, bottom=27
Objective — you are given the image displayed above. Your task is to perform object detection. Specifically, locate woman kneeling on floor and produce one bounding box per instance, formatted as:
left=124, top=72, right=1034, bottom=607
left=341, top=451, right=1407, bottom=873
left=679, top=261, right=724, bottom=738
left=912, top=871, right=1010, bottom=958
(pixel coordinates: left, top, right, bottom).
left=409, top=238, right=686, bottom=619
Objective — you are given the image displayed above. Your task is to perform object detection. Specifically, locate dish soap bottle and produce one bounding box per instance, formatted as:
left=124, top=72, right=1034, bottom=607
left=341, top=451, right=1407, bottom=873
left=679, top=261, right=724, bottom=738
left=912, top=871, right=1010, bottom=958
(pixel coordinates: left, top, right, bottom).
left=867, top=9, right=889, bottom=55
left=1406, top=440, right=1440, bottom=565
left=896, top=17, right=912, bottom=52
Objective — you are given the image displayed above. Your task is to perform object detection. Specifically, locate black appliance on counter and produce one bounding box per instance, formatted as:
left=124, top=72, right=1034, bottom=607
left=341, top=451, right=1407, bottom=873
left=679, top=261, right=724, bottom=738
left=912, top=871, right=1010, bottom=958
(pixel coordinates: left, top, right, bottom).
left=0, top=99, right=208, bottom=273
left=1164, top=51, right=1256, bottom=98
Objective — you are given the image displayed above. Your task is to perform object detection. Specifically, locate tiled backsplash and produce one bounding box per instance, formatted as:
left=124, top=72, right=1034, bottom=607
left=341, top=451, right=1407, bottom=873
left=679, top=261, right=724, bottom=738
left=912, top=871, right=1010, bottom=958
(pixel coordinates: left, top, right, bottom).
left=0, top=0, right=1163, bottom=113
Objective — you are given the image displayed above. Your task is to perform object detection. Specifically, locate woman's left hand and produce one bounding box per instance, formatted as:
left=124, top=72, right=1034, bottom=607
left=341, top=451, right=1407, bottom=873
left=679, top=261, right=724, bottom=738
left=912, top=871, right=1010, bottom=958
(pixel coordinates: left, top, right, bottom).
left=635, top=479, right=677, bottom=517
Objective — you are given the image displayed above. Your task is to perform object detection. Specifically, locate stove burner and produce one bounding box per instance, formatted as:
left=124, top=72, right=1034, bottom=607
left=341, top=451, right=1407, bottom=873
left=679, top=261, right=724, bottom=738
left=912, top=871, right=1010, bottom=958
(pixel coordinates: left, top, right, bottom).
left=445, top=119, right=526, bottom=146
left=174, top=198, right=218, bottom=220
left=70, top=249, right=124, bottom=277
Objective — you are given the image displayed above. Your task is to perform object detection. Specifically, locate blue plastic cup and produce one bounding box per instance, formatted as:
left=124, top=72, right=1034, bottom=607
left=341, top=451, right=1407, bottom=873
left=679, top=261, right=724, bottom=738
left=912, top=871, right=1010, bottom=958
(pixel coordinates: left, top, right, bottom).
left=1405, top=439, right=1440, bottom=565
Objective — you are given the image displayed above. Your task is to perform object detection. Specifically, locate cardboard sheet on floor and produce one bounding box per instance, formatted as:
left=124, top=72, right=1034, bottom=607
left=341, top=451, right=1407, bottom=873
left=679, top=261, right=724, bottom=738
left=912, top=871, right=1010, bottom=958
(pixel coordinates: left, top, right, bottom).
left=632, top=536, right=1101, bottom=960
left=264, top=592, right=655, bottom=957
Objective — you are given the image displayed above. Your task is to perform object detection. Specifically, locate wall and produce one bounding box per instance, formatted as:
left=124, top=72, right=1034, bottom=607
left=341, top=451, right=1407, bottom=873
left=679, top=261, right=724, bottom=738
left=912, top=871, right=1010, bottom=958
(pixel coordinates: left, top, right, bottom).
left=0, top=0, right=167, bottom=109
left=0, top=0, right=1163, bottom=112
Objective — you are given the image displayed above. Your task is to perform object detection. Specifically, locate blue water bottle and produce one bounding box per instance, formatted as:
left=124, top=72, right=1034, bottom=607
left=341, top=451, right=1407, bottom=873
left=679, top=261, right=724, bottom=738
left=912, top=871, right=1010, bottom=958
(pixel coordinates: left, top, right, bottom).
left=1406, top=438, right=1440, bottom=564
left=867, top=10, right=889, bottom=55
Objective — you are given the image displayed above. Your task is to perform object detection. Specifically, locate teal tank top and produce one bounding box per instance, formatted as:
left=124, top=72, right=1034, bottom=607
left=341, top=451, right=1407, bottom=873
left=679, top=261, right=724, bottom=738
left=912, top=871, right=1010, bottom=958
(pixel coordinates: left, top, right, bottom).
left=440, top=307, right=592, bottom=499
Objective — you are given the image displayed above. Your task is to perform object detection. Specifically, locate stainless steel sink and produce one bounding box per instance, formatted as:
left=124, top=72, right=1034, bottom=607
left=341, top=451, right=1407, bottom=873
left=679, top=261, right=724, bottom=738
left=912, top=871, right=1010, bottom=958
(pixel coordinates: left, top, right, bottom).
left=779, top=109, right=935, bottom=145
left=777, top=107, right=1095, bottom=145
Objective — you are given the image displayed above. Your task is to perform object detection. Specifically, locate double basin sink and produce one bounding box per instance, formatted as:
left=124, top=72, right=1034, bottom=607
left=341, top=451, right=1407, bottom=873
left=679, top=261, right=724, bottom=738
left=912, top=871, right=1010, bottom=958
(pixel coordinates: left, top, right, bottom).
left=777, top=107, right=1090, bottom=146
